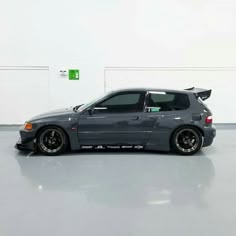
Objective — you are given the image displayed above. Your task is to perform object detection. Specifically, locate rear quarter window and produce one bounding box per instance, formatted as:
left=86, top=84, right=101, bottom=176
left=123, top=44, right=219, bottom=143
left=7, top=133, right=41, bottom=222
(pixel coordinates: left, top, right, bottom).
left=147, top=92, right=190, bottom=111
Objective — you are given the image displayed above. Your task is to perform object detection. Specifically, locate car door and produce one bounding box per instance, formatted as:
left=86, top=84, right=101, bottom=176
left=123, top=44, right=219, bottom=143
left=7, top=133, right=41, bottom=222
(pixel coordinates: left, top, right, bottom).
left=78, top=91, right=148, bottom=146
left=144, top=91, right=178, bottom=130
left=144, top=91, right=191, bottom=149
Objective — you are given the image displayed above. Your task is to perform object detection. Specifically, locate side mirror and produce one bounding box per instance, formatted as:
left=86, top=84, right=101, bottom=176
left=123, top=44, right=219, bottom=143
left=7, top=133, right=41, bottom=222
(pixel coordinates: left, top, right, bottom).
left=87, top=108, right=94, bottom=116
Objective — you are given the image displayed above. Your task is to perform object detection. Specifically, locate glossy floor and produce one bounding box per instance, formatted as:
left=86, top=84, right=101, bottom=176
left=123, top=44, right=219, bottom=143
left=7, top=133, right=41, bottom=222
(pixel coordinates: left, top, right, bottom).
left=0, top=129, right=236, bottom=236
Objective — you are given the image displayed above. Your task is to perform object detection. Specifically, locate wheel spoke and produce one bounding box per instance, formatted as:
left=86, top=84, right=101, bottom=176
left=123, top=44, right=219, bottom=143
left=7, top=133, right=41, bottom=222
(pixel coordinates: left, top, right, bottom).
left=51, top=131, right=55, bottom=137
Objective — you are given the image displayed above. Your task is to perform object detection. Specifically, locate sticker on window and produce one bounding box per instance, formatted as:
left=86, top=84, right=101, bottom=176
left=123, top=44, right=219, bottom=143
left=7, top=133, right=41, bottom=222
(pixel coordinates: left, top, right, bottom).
left=150, top=107, right=161, bottom=112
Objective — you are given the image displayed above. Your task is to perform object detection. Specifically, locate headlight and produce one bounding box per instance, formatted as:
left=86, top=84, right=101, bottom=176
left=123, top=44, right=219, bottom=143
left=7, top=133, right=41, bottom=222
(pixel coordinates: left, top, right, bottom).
left=24, top=122, right=33, bottom=130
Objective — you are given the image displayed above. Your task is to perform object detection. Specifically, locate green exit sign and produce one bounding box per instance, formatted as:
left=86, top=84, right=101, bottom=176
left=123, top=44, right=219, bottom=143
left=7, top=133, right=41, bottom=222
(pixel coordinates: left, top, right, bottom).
left=69, top=69, right=79, bottom=80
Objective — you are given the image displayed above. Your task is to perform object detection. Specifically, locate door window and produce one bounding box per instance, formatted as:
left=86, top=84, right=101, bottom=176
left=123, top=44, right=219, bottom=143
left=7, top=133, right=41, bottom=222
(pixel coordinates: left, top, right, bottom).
left=95, top=92, right=145, bottom=113
left=147, top=92, right=190, bottom=112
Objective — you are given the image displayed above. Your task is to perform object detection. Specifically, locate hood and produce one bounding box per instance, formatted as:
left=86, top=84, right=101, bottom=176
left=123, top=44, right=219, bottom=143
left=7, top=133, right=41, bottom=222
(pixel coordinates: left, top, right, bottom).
left=29, top=107, right=75, bottom=122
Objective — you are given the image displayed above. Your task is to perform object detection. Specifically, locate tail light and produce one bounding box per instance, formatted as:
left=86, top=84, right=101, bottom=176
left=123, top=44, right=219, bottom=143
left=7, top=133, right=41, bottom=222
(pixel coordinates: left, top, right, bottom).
left=205, top=115, right=213, bottom=124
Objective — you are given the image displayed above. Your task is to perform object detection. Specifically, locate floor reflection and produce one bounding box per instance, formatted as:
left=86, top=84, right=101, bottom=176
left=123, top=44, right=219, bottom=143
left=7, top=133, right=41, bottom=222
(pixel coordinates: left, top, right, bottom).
left=15, top=151, right=214, bottom=208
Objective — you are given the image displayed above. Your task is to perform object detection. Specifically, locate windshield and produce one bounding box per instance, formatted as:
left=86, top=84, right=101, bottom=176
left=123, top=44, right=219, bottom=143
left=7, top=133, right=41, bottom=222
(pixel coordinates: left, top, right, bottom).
left=75, top=91, right=113, bottom=112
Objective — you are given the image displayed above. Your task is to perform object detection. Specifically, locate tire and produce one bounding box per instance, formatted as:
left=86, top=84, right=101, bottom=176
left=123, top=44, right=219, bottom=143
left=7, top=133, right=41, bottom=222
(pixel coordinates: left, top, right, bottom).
left=171, top=126, right=203, bottom=155
left=37, top=126, right=68, bottom=155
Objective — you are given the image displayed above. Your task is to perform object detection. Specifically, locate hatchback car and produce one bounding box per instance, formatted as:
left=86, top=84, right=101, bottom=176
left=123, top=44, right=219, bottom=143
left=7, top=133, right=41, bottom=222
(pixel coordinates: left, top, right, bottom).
left=15, top=87, right=216, bottom=155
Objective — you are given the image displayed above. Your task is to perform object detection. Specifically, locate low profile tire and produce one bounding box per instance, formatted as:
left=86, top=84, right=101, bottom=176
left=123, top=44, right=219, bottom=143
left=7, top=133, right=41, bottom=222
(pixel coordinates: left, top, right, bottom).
left=37, top=126, right=68, bottom=156
left=171, top=127, right=203, bottom=155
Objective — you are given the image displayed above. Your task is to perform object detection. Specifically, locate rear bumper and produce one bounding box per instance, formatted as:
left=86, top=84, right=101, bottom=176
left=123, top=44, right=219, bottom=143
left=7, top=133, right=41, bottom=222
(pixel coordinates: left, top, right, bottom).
left=203, top=125, right=216, bottom=147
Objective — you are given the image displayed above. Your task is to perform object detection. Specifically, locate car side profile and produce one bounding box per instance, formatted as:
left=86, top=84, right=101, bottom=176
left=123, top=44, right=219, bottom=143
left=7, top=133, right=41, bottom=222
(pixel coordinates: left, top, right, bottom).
left=15, top=87, right=216, bottom=156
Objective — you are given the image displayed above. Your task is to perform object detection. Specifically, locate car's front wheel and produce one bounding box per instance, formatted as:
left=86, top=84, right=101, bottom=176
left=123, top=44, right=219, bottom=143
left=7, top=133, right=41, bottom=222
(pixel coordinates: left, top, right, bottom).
left=171, top=127, right=203, bottom=155
left=37, top=126, right=68, bottom=155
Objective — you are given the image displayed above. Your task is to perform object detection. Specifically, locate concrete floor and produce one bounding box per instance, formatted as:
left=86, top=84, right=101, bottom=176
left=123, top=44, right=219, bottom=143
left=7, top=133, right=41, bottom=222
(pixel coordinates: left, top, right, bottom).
left=0, top=129, right=236, bottom=236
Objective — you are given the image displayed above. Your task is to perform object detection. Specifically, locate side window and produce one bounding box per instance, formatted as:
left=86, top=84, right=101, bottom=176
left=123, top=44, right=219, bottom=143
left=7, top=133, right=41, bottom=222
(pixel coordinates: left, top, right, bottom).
left=147, top=92, right=190, bottom=112
left=95, top=92, right=145, bottom=113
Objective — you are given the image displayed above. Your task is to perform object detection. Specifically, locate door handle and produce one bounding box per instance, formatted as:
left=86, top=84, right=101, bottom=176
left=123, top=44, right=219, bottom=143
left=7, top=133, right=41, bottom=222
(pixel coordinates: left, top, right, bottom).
left=132, top=116, right=140, bottom=121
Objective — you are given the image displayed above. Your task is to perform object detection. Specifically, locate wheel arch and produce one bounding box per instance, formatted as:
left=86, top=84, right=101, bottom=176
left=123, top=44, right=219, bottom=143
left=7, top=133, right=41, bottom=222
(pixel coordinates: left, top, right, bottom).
left=35, top=124, right=71, bottom=151
left=169, top=124, right=204, bottom=146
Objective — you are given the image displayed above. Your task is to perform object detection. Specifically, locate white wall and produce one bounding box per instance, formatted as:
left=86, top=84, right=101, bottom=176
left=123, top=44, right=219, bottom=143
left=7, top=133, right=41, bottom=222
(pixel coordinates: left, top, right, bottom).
left=0, top=67, right=49, bottom=124
left=0, top=0, right=236, bottom=123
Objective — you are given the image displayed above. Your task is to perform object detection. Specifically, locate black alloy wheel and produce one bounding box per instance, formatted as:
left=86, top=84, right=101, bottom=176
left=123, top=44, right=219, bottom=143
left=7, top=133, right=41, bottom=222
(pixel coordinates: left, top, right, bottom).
left=171, top=127, right=203, bottom=155
left=37, top=127, right=68, bottom=155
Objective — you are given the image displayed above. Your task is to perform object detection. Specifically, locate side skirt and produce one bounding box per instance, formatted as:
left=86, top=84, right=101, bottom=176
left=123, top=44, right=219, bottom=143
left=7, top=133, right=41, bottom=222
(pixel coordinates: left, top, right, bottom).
left=80, top=145, right=145, bottom=150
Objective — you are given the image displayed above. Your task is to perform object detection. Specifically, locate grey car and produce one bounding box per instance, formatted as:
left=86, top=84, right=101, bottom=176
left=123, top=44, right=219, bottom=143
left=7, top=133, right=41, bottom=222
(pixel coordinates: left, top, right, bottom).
left=15, top=87, right=216, bottom=155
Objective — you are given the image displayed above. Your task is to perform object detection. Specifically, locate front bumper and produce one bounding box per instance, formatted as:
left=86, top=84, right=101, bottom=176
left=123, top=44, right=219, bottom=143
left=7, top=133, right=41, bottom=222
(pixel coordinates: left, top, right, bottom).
left=203, top=125, right=216, bottom=147
left=15, top=137, right=36, bottom=151
left=15, top=125, right=37, bottom=151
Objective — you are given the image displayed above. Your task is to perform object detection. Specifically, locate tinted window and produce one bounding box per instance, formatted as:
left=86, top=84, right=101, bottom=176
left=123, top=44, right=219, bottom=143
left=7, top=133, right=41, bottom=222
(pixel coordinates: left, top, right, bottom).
left=147, top=92, right=190, bottom=111
left=96, top=92, right=145, bottom=113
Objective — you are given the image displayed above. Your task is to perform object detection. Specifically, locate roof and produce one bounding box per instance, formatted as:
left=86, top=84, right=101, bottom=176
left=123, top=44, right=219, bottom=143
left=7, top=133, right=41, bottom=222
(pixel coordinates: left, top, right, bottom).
left=110, top=88, right=192, bottom=94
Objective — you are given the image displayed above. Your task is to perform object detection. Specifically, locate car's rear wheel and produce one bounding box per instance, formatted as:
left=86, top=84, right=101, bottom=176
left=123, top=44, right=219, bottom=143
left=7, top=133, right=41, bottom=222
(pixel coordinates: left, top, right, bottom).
left=171, top=127, right=203, bottom=155
left=37, top=126, right=68, bottom=155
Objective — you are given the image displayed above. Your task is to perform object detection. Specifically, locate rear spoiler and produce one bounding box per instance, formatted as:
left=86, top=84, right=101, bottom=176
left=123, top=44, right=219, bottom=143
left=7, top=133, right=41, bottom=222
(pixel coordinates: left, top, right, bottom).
left=185, top=87, right=212, bottom=100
